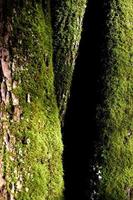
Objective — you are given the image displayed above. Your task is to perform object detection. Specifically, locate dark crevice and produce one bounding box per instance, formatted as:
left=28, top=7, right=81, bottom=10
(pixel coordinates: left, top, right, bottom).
left=63, top=0, right=107, bottom=199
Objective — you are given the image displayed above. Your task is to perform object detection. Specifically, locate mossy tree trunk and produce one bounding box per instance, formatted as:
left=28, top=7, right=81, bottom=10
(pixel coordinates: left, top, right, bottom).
left=0, top=1, right=87, bottom=200
left=1, top=0, right=132, bottom=199
left=96, top=0, right=133, bottom=199
left=51, top=0, right=87, bottom=121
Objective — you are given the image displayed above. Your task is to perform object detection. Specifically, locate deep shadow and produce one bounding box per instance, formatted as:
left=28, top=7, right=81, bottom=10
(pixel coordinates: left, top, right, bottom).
left=63, top=0, right=108, bottom=199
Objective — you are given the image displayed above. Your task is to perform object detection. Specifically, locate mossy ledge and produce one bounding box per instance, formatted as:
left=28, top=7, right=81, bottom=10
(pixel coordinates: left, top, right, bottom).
left=0, top=1, right=63, bottom=200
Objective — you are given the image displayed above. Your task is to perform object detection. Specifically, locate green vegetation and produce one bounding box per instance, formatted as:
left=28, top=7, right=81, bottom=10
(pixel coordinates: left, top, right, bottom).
left=52, top=0, right=87, bottom=119
left=97, top=0, right=133, bottom=199
left=4, top=2, right=64, bottom=199
left=2, top=0, right=133, bottom=199
left=0, top=0, right=87, bottom=199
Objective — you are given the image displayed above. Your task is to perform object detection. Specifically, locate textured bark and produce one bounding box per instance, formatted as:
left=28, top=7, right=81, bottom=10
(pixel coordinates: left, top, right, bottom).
left=0, top=1, right=15, bottom=199
left=0, top=1, right=86, bottom=199
left=51, top=0, right=87, bottom=121
left=96, top=0, right=133, bottom=199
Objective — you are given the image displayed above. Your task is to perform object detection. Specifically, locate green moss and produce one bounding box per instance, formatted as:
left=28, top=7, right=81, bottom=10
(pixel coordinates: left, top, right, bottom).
left=52, top=0, right=87, bottom=119
left=3, top=2, right=64, bottom=199
left=97, top=0, right=133, bottom=199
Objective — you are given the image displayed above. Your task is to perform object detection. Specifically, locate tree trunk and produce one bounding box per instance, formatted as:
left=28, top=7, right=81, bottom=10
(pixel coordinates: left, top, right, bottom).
left=51, top=0, right=87, bottom=121
left=0, top=1, right=86, bottom=200
left=96, top=0, right=133, bottom=199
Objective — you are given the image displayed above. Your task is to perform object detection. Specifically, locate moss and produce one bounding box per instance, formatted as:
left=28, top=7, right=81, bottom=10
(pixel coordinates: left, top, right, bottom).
left=51, top=0, right=87, bottom=119
left=3, top=1, right=64, bottom=199
left=97, top=0, right=133, bottom=199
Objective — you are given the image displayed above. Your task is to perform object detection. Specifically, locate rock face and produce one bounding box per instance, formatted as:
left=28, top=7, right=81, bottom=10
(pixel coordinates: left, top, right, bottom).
left=0, top=1, right=87, bottom=199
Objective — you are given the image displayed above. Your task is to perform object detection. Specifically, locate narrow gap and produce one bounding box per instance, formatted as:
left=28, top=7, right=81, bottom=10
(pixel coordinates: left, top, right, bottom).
left=63, top=0, right=107, bottom=199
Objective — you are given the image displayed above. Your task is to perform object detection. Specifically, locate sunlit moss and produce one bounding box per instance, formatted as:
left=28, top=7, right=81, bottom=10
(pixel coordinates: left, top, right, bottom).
left=4, top=2, right=64, bottom=199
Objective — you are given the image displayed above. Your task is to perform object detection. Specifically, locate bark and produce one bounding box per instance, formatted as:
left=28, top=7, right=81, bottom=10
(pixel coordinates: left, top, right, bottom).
left=0, top=0, right=87, bottom=199
left=96, top=0, right=133, bottom=199
left=51, top=0, right=87, bottom=121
